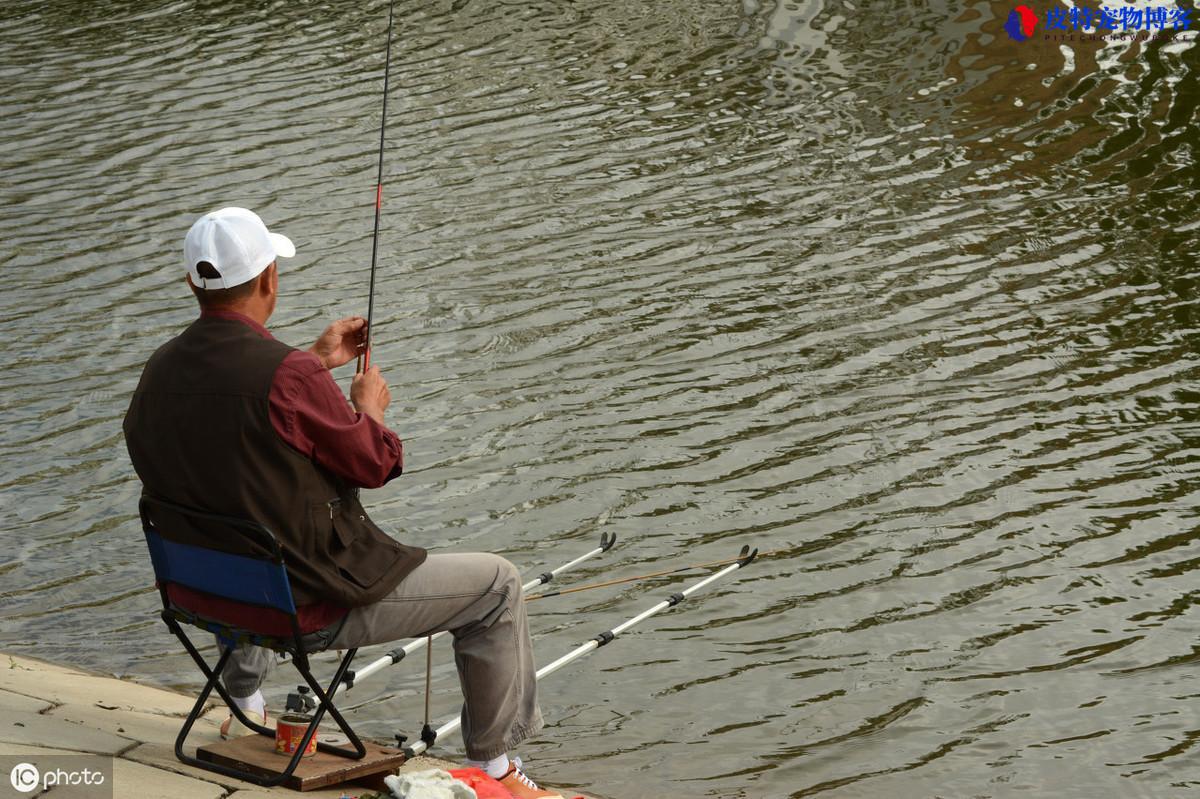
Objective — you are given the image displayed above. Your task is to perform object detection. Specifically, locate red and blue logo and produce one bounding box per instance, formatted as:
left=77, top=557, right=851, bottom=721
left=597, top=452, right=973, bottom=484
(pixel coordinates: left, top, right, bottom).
left=1005, top=5, right=1039, bottom=40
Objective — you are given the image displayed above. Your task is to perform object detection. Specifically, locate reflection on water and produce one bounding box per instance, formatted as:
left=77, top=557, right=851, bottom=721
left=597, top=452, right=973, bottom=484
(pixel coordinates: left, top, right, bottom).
left=1, top=1, right=1197, bottom=796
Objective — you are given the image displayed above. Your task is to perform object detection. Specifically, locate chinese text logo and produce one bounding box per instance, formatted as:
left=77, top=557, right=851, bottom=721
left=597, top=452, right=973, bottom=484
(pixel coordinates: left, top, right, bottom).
left=1005, top=4, right=1194, bottom=41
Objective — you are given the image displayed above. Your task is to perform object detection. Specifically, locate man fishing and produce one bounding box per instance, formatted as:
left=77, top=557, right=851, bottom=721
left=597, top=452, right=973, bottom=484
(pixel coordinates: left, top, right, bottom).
left=123, top=206, right=560, bottom=799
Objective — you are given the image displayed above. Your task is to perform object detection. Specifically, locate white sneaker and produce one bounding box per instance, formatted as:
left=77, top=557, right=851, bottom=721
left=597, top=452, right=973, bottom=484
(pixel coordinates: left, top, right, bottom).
left=219, top=707, right=268, bottom=740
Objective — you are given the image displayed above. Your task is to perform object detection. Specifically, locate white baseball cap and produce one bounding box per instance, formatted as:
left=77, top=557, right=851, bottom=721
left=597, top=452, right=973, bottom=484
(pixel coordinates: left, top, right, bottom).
left=183, top=207, right=296, bottom=289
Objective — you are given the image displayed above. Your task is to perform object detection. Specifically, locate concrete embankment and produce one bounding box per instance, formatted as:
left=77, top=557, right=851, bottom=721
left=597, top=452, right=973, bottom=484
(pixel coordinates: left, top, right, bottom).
left=0, top=653, right=591, bottom=798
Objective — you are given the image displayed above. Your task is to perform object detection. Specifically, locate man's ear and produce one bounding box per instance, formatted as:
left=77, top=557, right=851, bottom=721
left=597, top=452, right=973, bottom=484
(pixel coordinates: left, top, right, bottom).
left=260, top=262, right=278, bottom=296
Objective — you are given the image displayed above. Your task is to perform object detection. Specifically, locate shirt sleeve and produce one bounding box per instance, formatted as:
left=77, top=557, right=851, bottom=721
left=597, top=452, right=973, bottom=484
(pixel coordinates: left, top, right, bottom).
left=268, top=350, right=403, bottom=489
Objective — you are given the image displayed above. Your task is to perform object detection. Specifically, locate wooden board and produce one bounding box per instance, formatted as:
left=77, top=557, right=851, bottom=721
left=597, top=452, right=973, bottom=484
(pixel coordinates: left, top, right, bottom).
left=197, top=733, right=406, bottom=792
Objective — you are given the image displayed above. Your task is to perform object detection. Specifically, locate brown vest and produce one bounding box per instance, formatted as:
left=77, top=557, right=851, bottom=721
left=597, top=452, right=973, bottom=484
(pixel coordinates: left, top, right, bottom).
left=123, top=315, right=425, bottom=608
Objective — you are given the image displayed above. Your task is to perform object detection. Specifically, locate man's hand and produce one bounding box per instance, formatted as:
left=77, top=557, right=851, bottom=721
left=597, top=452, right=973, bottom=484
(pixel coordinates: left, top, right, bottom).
left=351, top=366, right=391, bottom=425
left=309, top=317, right=367, bottom=370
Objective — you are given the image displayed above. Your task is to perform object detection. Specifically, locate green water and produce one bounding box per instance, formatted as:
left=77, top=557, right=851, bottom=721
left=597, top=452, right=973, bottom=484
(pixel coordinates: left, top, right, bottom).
left=1, top=1, right=1198, bottom=796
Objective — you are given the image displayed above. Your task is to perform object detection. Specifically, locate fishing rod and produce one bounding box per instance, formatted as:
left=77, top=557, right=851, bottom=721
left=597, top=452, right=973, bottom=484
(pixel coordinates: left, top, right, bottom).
left=357, top=0, right=397, bottom=374
left=332, top=533, right=617, bottom=692
left=527, top=545, right=774, bottom=601
left=402, top=544, right=758, bottom=757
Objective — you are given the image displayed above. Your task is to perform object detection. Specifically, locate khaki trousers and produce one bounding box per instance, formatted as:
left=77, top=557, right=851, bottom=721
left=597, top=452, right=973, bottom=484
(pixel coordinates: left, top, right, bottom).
left=221, top=552, right=543, bottom=760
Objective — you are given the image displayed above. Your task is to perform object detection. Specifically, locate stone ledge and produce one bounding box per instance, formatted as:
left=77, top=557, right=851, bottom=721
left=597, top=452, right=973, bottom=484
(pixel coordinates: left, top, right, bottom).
left=0, top=710, right=138, bottom=756
left=114, top=757, right=228, bottom=799
left=2, top=654, right=204, bottom=717
left=49, top=702, right=221, bottom=749
left=124, top=741, right=250, bottom=791
left=0, top=653, right=601, bottom=797
left=0, top=688, right=54, bottom=715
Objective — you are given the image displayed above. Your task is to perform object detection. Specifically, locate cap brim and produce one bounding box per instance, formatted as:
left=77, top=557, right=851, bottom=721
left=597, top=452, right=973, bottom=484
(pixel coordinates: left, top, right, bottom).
left=269, top=232, right=296, bottom=259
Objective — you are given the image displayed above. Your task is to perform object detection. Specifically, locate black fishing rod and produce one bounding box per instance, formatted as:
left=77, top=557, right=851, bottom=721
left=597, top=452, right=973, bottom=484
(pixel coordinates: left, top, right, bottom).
left=358, top=0, right=397, bottom=374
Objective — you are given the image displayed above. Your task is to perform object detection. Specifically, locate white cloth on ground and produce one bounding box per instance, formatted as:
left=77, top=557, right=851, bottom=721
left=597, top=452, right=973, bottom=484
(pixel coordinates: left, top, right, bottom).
left=384, top=769, right=477, bottom=799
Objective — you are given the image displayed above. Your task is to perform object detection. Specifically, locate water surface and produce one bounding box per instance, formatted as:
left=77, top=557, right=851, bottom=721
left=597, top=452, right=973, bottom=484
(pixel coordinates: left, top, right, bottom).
left=1, top=1, right=1198, bottom=796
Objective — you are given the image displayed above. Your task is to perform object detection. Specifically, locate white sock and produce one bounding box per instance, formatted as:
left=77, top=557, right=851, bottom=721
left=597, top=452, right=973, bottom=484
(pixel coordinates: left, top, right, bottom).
left=232, top=689, right=265, bottom=718
left=463, top=753, right=510, bottom=779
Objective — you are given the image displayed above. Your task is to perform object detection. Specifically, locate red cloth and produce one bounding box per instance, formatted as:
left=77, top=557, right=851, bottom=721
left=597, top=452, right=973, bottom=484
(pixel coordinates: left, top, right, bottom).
left=166, top=583, right=345, bottom=636
left=448, top=769, right=513, bottom=799
left=448, top=767, right=585, bottom=799
left=179, top=309, right=406, bottom=630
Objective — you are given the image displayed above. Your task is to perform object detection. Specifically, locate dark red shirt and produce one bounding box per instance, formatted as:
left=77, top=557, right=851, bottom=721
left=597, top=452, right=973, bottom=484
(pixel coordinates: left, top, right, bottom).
left=175, top=309, right=404, bottom=634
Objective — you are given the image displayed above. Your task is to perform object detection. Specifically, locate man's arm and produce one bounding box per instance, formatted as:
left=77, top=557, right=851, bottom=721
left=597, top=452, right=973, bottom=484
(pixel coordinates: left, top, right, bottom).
left=269, top=351, right=402, bottom=489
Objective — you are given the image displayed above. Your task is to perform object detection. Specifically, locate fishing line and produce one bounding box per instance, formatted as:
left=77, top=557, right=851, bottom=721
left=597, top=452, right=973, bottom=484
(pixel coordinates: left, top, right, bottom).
left=358, top=0, right=397, bottom=374
left=526, top=546, right=782, bottom=601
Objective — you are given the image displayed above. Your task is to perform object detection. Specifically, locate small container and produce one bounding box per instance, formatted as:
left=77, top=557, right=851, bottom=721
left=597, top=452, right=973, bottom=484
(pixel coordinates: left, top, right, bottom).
left=275, top=713, right=317, bottom=758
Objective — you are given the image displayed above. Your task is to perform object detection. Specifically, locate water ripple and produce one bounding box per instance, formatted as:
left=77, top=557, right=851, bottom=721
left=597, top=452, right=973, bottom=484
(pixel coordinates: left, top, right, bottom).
left=1, top=1, right=1198, bottom=797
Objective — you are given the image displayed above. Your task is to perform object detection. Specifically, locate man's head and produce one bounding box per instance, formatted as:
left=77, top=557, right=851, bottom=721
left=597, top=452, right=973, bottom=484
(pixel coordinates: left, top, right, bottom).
left=183, top=207, right=295, bottom=319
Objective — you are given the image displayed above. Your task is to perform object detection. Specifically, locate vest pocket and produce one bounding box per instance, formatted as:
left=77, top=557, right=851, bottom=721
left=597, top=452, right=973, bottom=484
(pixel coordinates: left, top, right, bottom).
left=328, top=506, right=393, bottom=589
left=328, top=501, right=358, bottom=548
